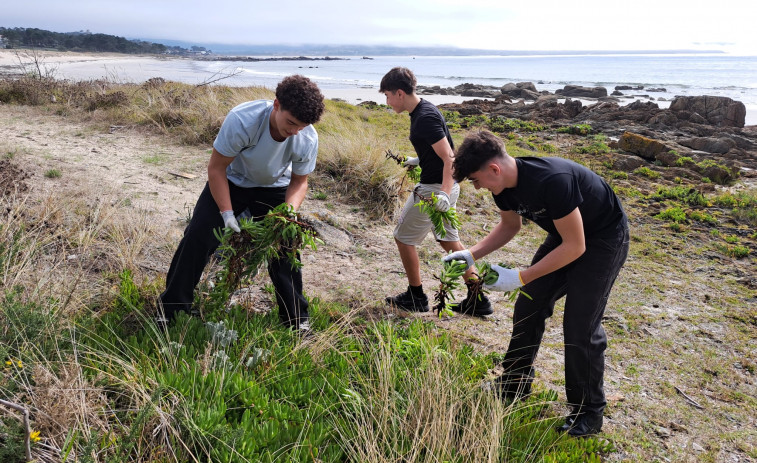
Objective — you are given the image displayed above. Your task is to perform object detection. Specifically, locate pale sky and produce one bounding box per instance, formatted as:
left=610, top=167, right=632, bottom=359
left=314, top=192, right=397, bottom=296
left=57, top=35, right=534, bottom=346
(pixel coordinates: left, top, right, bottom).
left=5, top=0, right=757, bottom=54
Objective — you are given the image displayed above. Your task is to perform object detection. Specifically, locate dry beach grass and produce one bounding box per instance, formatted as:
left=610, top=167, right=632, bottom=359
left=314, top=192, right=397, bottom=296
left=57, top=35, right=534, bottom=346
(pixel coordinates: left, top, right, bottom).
left=0, top=57, right=756, bottom=461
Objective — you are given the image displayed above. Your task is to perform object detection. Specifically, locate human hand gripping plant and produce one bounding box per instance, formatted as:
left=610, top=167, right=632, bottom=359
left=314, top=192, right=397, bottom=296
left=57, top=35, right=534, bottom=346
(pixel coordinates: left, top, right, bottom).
left=471, top=261, right=532, bottom=303
left=413, top=190, right=461, bottom=239
left=385, top=149, right=421, bottom=183
left=207, top=203, right=320, bottom=314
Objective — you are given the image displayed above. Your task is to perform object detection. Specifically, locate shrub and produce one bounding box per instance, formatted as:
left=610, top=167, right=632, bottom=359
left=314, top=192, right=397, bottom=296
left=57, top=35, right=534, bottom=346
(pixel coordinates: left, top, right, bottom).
left=575, top=135, right=610, bottom=155
left=634, top=166, right=660, bottom=179
left=557, top=123, right=592, bottom=135
left=652, top=186, right=708, bottom=206
left=715, top=243, right=750, bottom=258
left=655, top=207, right=687, bottom=223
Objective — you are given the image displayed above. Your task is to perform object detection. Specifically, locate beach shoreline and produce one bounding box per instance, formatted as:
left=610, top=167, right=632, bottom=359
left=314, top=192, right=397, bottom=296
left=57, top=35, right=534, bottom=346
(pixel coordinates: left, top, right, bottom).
left=2, top=49, right=755, bottom=125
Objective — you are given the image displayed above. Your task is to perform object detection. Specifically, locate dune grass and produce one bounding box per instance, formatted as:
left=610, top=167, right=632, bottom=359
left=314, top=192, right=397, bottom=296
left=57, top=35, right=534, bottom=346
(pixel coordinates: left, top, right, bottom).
left=2, top=74, right=755, bottom=462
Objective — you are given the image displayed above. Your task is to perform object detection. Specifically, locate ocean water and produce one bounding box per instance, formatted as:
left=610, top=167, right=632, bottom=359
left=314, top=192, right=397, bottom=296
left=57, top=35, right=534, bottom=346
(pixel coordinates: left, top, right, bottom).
left=52, top=53, right=757, bottom=124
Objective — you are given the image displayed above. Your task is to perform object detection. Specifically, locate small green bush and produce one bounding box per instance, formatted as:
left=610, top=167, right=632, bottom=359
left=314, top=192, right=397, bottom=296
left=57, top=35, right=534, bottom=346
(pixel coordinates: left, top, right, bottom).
left=557, top=123, right=592, bottom=135
left=688, top=210, right=717, bottom=225
left=634, top=166, right=660, bottom=179
left=655, top=207, right=687, bottom=223
left=652, top=186, right=708, bottom=206
left=715, top=243, right=750, bottom=258
left=675, top=155, right=694, bottom=167
left=575, top=135, right=610, bottom=155
left=44, top=168, right=61, bottom=178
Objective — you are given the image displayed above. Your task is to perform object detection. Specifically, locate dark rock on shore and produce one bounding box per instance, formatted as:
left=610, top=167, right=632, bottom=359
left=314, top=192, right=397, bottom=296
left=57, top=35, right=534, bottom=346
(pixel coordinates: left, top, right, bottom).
left=555, top=85, right=608, bottom=98
left=669, top=96, right=746, bottom=128
left=433, top=83, right=755, bottom=185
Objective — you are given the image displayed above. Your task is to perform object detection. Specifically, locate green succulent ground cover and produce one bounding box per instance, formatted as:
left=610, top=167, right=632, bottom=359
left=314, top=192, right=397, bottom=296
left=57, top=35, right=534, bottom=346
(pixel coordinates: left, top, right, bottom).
left=2, top=278, right=610, bottom=462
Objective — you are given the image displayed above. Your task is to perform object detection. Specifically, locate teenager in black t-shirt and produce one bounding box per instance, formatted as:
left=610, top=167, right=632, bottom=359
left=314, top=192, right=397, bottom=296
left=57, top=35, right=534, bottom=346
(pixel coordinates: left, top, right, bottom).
left=444, top=130, right=629, bottom=437
left=379, top=67, right=491, bottom=315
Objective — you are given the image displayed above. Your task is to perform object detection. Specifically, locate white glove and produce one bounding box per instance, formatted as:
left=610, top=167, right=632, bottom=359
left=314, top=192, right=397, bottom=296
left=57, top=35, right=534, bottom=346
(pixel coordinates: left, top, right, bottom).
left=220, top=210, right=240, bottom=233
left=442, top=249, right=475, bottom=271
left=403, top=156, right=420, bottom=167
left=434, top=191, right=451, bottom=212
left=484, top=265, right=523, bottom=292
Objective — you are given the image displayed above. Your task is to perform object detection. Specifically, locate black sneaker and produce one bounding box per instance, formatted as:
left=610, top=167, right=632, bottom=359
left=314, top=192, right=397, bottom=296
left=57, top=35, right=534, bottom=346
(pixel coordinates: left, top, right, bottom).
left=450, top=286, right=493, bottom=316
left=386, top=288, right=429, bottom=312
left=558, top=412, right=603, bottom=437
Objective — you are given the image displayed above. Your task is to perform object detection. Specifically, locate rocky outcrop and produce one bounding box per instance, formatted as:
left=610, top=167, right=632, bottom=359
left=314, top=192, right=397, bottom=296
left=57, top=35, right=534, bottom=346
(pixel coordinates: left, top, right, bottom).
left=430, top=82, right=755, bottom=186
left=618, top=132, right=671, bottom=161
left=669, top=96, right=746, bottom=128
left=679, top=137, right=738, bottom=154
left=500, top=82, right=542, bottom=100
left=555, top=85, right=608, bottom=98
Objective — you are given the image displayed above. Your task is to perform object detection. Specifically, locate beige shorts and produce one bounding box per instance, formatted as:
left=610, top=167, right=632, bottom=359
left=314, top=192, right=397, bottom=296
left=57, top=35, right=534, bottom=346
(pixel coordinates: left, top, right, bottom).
left=393, top=183, right=461, bottom=246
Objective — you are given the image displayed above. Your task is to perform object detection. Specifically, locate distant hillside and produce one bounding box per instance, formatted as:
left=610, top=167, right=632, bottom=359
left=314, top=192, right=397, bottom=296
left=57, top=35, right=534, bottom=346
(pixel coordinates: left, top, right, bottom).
left=143, top=39, right=725, bottom=57
left=0, top=27, right=208, bottom=55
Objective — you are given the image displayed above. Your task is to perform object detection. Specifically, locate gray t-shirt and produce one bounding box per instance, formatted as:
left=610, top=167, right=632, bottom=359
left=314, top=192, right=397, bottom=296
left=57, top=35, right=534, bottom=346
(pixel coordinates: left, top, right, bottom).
left=213, top=100, right=319, bottom=188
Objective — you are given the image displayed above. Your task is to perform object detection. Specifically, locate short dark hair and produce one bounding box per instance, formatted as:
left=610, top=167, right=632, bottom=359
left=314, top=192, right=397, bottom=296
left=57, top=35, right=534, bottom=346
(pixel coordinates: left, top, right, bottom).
left=379, top=67, right=416, bottom=95
left=275, top=75, right=325, bottom=125
left=453, top=130, right=508, bottom=182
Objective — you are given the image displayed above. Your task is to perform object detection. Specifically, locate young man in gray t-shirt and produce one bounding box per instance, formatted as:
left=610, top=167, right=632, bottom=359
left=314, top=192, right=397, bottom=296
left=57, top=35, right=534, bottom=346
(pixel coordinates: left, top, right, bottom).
left=159, top=75, right=325, bottom=331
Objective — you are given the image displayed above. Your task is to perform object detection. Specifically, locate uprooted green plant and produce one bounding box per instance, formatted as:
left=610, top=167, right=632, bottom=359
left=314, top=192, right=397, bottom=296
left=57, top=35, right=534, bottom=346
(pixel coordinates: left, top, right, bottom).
left=432, top=259, right=468, bottom=317
left=470, top=261, right=533, bottom=304
left=207, top=203, right=320, bottom=314
left=413, top=190, right=461, bottom=239
left=385, top=149, right=421, bottom=184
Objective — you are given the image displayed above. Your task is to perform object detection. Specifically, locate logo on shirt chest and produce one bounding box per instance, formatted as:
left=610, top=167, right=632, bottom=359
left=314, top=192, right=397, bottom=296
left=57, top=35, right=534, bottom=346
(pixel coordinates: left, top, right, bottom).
left=516, top=204, right=547, bottom=221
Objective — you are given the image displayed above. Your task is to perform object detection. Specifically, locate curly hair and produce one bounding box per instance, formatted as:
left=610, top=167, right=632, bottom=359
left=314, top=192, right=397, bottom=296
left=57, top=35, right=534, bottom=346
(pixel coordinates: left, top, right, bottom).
left=275, top=75, right=325, bottom=125
left=379, top=67, right=416, bottom=95
left=453, top=130, right=508, bottom=182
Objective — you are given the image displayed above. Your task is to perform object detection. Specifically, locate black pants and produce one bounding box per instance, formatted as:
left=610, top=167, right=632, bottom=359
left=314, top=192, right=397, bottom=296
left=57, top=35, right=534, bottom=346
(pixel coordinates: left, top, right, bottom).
left=498, top=221, right=629, bottom=415
left=159, top=181, right=308, bottom=327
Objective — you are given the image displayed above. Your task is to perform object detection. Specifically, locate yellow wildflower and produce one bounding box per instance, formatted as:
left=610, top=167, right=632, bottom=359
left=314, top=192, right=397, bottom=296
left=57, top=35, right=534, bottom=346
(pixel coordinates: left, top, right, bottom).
left=17, top=360, right=23, bottom=368
left=4, top=360, right=11, bottom=367
left=30, top=430, right=41, bottom=443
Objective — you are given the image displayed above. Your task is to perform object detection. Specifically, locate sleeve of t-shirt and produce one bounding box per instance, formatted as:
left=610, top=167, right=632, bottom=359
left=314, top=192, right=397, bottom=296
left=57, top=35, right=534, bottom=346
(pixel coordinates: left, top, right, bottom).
left=542, top=173, right=583, bottom=220
left=417, top=113, right=448, bottom=145
left=291, top=137, right=319, bottom=176
left=213, top=111, right=257, bottom=158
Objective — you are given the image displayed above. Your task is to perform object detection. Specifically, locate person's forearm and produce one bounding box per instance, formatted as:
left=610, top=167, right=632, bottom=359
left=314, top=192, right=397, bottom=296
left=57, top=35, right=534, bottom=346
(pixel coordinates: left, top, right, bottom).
left=285, top=176, right=308, bottom=210
left=208, top=166, right=232, bottom=212
left=441, top=161, right=454, bottom=195
left=519, top=243, right=584, bottom=284
left=470, top=220, right=520, bottom=261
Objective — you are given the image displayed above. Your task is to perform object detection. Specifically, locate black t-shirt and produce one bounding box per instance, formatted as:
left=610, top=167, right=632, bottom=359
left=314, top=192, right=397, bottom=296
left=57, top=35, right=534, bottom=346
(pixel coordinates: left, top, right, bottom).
left=492, top=157, right=626, bottom=238
left=409, top=99, right=453, bottom=184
